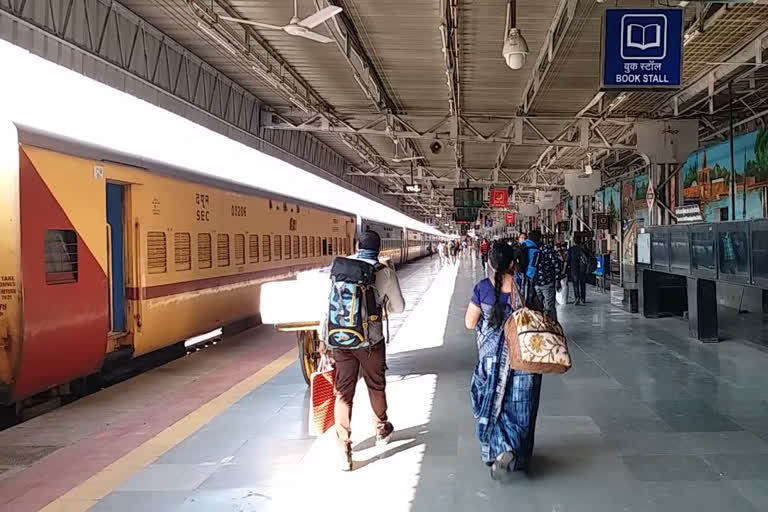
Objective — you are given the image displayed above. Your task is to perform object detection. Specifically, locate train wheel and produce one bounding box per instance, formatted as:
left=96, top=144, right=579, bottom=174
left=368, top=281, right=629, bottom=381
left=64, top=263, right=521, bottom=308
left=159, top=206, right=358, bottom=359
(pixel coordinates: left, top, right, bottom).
left=298, top=330, right=319, bottom=385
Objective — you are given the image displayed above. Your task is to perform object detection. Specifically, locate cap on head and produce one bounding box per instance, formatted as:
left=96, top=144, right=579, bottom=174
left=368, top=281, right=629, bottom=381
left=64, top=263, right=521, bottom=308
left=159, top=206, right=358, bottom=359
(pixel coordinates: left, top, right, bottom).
left=358, top=230, right=381, bottom=252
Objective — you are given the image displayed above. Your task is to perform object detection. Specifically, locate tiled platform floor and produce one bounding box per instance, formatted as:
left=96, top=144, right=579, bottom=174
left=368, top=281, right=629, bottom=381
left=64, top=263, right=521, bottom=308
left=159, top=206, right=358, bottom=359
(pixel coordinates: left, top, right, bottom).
left=13, top=254, right=768, bottom=511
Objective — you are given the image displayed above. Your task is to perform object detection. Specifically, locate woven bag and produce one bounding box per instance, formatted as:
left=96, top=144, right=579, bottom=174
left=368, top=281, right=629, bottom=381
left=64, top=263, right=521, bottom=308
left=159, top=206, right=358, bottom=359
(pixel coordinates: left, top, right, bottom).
left=504, top=282, right=572, bottom=375
left=309, top=355, right=336, bottom=436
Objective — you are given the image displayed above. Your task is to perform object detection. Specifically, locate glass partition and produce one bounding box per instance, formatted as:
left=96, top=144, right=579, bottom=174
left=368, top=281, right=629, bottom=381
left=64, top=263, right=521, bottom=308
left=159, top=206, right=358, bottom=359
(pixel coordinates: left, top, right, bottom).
left=717, top=224, right=749, bottom=278
left=670, top=229, right=690, bottom=273
left=651, top=229, right=669, bottom=270
left=691, top=229, right=715, bottom=272
left=753, top=222, right=768, bottom=282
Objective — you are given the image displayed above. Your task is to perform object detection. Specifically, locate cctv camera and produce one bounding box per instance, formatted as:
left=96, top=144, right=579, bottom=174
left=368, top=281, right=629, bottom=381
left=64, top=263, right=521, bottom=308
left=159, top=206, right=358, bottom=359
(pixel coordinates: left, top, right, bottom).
left=430, top=141, right=443, bottom=154
left=502, top=28, right=529, bottom=70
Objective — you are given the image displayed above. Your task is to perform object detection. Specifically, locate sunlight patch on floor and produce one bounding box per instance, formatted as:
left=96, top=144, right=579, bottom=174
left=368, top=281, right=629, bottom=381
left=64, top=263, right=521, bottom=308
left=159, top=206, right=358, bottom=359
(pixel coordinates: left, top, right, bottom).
left=265, top=374, right=437, bottom=511
left=388, top=263, right=459, bottom=355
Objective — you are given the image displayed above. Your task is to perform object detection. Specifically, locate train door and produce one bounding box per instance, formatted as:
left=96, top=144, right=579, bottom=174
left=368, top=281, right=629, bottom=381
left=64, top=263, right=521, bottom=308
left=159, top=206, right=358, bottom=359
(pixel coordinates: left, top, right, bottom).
left=106, top=183, right=126, bottom=333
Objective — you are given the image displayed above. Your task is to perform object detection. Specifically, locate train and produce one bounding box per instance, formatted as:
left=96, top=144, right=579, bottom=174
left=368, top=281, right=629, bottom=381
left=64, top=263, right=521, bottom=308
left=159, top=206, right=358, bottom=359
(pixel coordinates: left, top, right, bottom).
left=0, top=121, right=440, bottom=418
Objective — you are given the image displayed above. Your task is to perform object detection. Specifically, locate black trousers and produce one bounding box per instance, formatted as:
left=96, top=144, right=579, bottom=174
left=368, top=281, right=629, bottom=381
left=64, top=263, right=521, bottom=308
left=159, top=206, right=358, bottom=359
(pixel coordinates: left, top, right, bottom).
left=571, top=271, right=587, bottom=301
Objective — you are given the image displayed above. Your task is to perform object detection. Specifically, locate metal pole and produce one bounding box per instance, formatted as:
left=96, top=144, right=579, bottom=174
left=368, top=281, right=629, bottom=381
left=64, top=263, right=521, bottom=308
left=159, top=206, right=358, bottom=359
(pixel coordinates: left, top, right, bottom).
left=729, top=81, right=736, bottom=221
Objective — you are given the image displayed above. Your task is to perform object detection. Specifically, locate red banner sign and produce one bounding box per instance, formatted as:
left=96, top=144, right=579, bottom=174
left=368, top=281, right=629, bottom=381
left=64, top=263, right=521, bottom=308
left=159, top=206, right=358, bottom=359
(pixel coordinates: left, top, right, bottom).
left=490, top=188, right=509, bottom=208
left=505, top=212, right=516, bottom=224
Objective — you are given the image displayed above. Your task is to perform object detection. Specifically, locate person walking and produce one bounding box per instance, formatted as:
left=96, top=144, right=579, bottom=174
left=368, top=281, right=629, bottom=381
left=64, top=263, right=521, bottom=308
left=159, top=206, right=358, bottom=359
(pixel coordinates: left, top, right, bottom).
left=320, top=230, right=406, bottom=471
left=529, top=231, right=561, bottom=321
left=464, top=243, right=543, bottom=479
left=479, top=237, right=490, bottom=273
left=567, top=236, right=591, bottom=305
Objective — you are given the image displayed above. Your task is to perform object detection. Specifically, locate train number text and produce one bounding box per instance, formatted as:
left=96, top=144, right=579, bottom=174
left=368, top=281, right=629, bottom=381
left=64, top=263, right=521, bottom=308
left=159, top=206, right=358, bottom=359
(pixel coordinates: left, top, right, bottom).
left=231, top=205, right=247, bottom=217
left=195, top=193, right=211, bottom=222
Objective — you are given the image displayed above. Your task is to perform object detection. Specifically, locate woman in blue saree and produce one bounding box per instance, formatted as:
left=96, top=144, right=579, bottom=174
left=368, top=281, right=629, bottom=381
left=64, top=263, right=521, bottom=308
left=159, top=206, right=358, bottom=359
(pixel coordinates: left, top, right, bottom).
left=465, top=243, right=543, bottom=479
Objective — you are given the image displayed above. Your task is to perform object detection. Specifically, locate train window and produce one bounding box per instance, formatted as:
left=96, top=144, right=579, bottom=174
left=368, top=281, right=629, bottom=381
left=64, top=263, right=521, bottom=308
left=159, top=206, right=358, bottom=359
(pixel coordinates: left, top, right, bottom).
left=44, top=229, right=78, bottom=284
left=249, top=235, right=259, bottom=263
left=147, top=231, right=167, bottom=274
left=317, top=237, right=322, bottom=256
left=174, top=232, right=191, bottom=272
left=301, top=236, right=308, bottom=258
left=327, top=238, right=333, bottom=255
left=284, top=235, right=292, bottom=260
left=198, top=233, right=212, bottom=269
left=293, top=235, right=300, bottom=259
left=274, top=235, right=282, bottom=261
left=262, top=235, right=271, bottom=262
left=235, top=234, right=245, bottom=266
left=309, top=236, right=315, bottom=257
left=322, top=238, right=328, bottom=256
left=217, top=234, right=230, bottom=267
left=344, top=237, right=350, bottom=254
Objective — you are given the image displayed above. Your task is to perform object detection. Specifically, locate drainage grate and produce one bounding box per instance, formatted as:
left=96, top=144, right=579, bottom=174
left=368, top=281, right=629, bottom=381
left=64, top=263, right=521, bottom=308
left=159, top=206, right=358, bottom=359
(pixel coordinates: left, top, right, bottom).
left=0, top=445, right=60, bottom=466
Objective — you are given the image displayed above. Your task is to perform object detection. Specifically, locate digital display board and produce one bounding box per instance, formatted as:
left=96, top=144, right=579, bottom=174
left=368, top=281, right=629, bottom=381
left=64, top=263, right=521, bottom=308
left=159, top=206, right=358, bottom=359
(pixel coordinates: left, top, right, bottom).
left=453, top=188, right=484, bottom=208
left=455, top=207, right=479, bottom=223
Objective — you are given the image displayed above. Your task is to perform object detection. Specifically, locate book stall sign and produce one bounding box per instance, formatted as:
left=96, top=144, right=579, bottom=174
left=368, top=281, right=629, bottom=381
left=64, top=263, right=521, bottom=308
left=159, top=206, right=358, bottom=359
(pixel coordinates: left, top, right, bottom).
left=601, top=8, right=683, bottom=90
left=490, top=188, right=509, bottom=208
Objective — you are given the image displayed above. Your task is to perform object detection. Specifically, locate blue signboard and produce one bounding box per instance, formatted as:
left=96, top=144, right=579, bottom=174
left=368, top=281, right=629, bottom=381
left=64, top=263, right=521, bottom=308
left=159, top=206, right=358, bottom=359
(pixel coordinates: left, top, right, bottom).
left=601, top=8, right=683, bottom=90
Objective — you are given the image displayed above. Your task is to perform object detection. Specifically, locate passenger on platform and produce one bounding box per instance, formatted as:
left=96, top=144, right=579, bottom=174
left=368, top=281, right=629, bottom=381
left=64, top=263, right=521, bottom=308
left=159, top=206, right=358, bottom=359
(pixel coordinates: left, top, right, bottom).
left=427, top=242, right=434, bottom=260
left=464, top=243, right=543, bottom=479
left=320, top=230, right=406, bottom=471
left=437, top=241, right=446, bottom=266
left=567, top=236, right=590, bottom=305
left=479, top=238, right=490, bottom=272
left=530, top=231, right=562, bottom=321
left=519, top=233, right=540, bottom=280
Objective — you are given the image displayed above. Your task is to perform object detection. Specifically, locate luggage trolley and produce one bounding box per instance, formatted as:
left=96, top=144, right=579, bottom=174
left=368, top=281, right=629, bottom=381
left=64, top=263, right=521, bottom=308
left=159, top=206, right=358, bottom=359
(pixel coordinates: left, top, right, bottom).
left=261, top=270, right=330, bottom=386
left=275, top=322, right=322, bottom=385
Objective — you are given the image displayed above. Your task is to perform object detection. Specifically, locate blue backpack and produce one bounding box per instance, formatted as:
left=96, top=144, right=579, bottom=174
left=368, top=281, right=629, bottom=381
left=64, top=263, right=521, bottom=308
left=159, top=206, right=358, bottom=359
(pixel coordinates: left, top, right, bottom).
left=326, top=257, right=385, bottom=349
left=522, top=240, right=541, bottom=280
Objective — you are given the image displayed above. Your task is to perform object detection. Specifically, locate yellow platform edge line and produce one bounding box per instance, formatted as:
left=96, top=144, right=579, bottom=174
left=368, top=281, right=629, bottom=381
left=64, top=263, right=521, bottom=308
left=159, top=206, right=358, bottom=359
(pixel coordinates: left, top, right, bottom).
left=39, top=348, right=297, bottom=512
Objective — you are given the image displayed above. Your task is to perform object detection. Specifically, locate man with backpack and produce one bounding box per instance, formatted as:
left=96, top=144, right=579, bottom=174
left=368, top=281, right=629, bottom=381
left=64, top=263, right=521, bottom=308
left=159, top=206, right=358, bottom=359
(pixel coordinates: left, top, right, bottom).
left=519, top=232, right=541, bottom=281
left=320, top=230, right=405, bottom=471
left=567, top=236, right=595, bottom=305
left=530, top=231, right=562, bottom=320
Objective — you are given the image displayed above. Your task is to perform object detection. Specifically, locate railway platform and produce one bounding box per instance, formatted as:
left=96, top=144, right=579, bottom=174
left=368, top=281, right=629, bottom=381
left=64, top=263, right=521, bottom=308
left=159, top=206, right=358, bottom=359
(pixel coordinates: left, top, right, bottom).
left=2, top=255, right=768, bottom=512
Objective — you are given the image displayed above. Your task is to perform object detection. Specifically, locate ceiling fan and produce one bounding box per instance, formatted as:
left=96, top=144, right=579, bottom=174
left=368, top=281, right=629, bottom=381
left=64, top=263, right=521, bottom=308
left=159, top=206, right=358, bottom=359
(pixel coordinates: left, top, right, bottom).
left=218, top=0, right=342, bottom=44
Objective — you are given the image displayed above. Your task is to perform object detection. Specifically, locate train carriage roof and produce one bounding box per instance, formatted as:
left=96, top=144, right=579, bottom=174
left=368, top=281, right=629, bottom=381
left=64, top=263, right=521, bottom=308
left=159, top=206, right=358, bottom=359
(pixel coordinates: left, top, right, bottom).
left=0, top=40, right=441, bottom=237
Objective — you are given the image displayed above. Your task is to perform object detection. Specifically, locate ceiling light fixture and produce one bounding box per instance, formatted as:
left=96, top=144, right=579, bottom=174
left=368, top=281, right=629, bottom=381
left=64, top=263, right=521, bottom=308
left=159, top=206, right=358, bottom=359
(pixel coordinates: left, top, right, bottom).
left=502, top=0, right=528, bottom=70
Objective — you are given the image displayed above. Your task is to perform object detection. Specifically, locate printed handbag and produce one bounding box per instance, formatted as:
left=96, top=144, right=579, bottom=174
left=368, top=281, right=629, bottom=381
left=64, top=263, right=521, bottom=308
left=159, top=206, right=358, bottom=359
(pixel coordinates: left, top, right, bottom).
left=504, top=281, right=572, bottom=375
left=309, top=355, right=336, bottom=436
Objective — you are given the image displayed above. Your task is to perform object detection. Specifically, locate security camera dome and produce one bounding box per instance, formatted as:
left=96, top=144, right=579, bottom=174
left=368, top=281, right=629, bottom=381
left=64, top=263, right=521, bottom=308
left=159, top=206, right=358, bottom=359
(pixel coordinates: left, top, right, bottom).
left=502, top=28, right=529, bottom=70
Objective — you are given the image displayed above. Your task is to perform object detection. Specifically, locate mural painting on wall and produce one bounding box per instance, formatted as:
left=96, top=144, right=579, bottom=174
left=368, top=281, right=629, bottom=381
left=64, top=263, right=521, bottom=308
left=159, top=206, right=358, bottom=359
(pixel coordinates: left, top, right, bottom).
left=604, top=184, right=620, bottom=219
left=634, top=174, right=650, bottom=226
left=621, top=179, right=636, bottom=222
left=682, top=129, right=767, bottom=221
left=595, top=189, right=606, bottom=213
left=622, top=220, right=639, bottom=266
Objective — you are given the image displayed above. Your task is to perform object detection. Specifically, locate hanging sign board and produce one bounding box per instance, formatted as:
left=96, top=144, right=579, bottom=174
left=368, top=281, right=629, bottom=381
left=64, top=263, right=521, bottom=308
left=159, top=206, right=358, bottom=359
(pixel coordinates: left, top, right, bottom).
left=505, top=212, right=516, bottom=224
left=490, top=188, right=509, bottom=208
left=601, top=8, right=683, bottom=90
left=646, top=181, right=656, bottom=210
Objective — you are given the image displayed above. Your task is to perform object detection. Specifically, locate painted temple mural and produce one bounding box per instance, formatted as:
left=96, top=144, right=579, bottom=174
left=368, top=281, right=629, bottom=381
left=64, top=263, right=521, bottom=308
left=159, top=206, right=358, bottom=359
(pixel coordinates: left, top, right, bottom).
left=682, top=129, right=768, bottom=222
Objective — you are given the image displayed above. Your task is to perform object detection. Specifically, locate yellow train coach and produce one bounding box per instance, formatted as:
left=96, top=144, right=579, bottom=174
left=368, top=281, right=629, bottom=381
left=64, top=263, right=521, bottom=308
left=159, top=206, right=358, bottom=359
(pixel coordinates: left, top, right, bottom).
left=0, top=125, right=356, bottom=410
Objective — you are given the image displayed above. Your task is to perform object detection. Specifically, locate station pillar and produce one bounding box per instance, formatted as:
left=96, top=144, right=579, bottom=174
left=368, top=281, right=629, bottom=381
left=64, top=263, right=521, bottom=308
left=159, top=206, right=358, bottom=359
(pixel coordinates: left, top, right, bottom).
left=687, top=277, right=719, bottom=342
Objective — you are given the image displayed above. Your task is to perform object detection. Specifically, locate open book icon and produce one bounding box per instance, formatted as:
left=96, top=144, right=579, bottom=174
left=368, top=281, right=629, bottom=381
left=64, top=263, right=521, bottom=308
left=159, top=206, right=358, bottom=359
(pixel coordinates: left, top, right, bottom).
left=626, top=23, right=661, bottom=51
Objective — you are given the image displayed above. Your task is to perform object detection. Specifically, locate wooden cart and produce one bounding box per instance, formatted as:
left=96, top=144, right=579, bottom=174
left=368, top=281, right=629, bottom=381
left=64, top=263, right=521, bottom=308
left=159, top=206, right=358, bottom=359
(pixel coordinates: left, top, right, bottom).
left=275, top=321, right=322, bottom=385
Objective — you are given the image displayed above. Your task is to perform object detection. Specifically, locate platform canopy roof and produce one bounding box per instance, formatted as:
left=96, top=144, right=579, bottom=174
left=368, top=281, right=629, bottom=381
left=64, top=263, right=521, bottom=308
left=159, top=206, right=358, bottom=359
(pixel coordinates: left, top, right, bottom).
left=3, top=0, right=768, bottom=227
